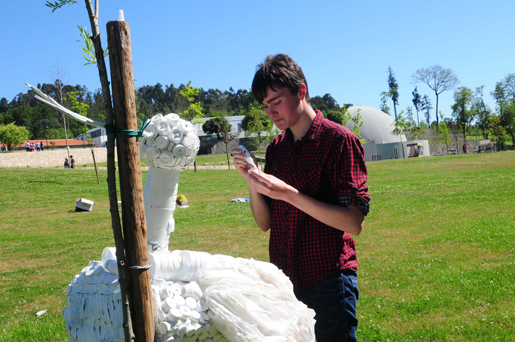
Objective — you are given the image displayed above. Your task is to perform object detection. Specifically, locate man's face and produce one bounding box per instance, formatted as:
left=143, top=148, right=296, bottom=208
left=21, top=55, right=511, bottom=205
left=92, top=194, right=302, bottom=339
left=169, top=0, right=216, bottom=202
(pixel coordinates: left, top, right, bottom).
left=261, top=87, right=301, bottom=131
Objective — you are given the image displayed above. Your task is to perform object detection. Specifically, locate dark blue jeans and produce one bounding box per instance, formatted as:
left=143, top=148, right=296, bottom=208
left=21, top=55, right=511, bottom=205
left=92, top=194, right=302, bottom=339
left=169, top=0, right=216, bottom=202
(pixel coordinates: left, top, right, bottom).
left=295, top=270, right=359, bottom=342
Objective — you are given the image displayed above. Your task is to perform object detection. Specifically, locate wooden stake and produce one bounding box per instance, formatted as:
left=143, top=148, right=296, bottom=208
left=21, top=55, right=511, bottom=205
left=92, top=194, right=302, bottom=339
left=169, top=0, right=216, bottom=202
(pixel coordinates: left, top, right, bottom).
left=91, top=148, right=100, bottom=184
left=106, top=20, right=154, bottom=342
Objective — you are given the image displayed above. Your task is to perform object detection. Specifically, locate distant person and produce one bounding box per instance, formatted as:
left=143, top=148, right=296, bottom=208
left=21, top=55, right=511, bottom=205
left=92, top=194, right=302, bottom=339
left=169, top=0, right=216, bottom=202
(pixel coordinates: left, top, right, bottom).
left=70, top=155, right=75, bottom=169
left=64, top=158, right=70, bottom=168
left=462, top=144, right=467, bottom=154
left=25, top=141, right=30, bottom=152
left=36, top=141, right=40, bottom=151
left=40, top=141, right=44, bottom=152
left=30, top=143, right=35, bottom=152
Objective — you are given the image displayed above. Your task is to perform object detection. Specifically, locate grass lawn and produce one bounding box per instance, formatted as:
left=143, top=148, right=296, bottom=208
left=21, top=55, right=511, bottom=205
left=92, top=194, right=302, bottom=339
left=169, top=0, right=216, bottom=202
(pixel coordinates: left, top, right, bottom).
left=81, top=153, right=237, bottom=169
left=1, top=151, right=514, bottom=341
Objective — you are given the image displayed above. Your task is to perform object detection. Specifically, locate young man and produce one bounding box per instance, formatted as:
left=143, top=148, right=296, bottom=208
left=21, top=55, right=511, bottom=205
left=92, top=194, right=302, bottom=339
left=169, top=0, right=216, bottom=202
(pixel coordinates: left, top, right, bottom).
left=233, top=54, right=370, bottom=342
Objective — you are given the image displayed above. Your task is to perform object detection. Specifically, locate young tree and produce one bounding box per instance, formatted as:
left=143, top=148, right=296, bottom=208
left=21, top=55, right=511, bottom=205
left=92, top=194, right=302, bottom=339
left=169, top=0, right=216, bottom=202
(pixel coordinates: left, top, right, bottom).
left=0, top=123, right=30, bottom=151
left=326, top=108, right=351, bottom=126
left=379, top=91, right=391, bottom=115
left=405, top=106, right=413, bottom=120
left=202, top=117, right=231, bottom=139
left=50, top=58, right=71, bottom=157
left=180, top=81, right=203, bottom=121
left=412, top=65, right=459, bottom=131
left=349, top=108, right=365, bottom=144
left=438, top=113, right=451, bottom=153
left=241, top=106, right=273, bottom=153
left=451, top=86, right=474, bottom=141
left=46, top=2, right=130, bottom=340
left=387, top=67, right=399, bottom=118
left=420, top=95, right=432, bottom=126
left=219, top=124, right=235, bottom=170
left=471, top=86, right=492, bottom=138
left=412, top=86, right=423, bottom=127
left=391, top=112, right=408, bottom=158
left=491, top=75, right=515, bottom=146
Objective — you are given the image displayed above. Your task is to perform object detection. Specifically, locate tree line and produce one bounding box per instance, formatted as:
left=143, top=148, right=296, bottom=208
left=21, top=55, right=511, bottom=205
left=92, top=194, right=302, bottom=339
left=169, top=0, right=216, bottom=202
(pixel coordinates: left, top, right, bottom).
left=0, top=80, right=350, bottom=149
left=381, top=65, right=515, bottom=148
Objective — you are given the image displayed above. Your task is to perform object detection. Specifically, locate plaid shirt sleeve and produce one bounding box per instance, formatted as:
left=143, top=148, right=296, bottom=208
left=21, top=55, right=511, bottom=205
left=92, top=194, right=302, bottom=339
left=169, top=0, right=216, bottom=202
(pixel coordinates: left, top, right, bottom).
left=328, top=125, right=371, bottom=215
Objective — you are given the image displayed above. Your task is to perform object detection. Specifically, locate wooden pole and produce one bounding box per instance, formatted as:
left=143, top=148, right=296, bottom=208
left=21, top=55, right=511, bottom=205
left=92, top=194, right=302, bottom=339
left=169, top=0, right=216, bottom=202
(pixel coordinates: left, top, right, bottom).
left=83, top=2, right=133, bottom=339
left=106, top=19, right=154, bottom=342
left=91, top=148, right=100, bottom=184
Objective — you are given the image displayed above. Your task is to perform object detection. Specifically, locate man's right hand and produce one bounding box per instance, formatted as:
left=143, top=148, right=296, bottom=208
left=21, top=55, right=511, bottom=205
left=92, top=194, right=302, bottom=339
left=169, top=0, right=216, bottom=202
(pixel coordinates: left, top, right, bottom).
left=232, top=147, right=259, bottom=180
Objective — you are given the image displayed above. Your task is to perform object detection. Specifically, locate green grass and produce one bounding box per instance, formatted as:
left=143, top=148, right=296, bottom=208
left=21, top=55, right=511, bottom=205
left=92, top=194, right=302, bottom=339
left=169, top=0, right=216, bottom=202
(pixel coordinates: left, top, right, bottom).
left=1, top=152, right=514, bottom=341
left=81, top=153, right=235, bottom=168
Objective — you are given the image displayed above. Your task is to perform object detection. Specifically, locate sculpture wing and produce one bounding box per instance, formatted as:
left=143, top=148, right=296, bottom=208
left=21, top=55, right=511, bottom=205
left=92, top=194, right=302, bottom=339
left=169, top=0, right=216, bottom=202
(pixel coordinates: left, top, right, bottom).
left=25, top=82, right=106, bottom=129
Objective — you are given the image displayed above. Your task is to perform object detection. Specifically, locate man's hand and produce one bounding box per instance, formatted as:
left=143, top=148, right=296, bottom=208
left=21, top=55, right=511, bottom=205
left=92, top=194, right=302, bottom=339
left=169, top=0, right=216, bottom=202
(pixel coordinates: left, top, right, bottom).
left=232, top=147, right=259, bottom=180
left=247, top=170, right=297, bottom=202
left=249, top=170, right=364, bottom=235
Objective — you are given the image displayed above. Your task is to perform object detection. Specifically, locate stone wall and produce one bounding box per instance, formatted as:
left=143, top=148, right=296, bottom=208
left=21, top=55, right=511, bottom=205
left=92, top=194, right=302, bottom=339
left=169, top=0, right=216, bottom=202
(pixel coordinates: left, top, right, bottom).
left=204, top=137, right=268, bottom=155
left=0, top=147, right=113, bottom=168
left=405, top=129, right=496, bottom=156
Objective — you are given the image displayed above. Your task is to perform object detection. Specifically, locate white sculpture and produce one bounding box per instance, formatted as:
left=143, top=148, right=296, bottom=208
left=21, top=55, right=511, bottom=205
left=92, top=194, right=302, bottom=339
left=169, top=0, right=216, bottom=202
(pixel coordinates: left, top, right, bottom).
left=139, top=113, right=200, bottom=252
left=27, top=83, right=316, bottom=342
left=26, top=81, right=198, bottom=253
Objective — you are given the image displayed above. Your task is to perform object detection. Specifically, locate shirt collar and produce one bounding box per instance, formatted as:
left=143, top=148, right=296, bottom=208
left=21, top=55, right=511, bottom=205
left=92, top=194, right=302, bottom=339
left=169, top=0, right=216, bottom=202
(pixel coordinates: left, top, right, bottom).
left=285, top=110, right=323, bottom=143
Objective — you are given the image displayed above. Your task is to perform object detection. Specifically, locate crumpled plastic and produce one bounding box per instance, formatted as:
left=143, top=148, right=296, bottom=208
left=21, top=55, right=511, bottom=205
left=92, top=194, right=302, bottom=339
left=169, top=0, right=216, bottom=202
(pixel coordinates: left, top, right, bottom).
left=197, top=257, right=316, bottom=342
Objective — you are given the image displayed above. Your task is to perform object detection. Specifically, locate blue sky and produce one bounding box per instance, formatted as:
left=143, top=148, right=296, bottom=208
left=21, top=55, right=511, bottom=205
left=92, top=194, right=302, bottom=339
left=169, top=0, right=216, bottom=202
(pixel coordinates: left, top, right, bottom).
left=2, top=0, right=514, bottom=123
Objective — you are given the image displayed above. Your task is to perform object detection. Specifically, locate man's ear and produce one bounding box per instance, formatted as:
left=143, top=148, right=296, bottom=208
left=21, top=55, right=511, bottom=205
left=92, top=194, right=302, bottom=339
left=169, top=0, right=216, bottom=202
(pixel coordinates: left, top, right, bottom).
left=298, top=84, right=307, bottom=100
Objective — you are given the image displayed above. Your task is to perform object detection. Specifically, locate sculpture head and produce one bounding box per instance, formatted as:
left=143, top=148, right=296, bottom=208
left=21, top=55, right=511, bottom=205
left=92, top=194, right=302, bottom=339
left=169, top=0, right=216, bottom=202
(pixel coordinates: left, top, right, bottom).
left=140, top=113, right=200, bottom=170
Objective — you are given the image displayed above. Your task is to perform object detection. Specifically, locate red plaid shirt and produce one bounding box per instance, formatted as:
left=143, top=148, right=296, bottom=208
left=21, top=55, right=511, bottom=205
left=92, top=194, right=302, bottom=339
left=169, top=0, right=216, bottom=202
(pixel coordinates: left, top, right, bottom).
left=264, top=110, right=370, bottom=291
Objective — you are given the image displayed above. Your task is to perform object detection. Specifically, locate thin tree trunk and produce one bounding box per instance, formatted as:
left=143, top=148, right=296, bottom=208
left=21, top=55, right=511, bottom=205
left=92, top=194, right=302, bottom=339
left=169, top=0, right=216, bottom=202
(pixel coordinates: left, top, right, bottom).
left=63, top=114, right=71, bottom=162
left=435, top=92, right=439, bottom=132
left=91, top=148, right=100, bottom=184
left=84, top=1, right=133, bottom=341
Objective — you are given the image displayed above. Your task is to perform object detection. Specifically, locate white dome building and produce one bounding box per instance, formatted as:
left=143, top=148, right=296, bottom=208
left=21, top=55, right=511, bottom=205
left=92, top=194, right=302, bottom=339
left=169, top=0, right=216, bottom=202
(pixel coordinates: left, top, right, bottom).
left=343, top=106, right=429, bottom=161
left=345, top=106, right=405, bottom=143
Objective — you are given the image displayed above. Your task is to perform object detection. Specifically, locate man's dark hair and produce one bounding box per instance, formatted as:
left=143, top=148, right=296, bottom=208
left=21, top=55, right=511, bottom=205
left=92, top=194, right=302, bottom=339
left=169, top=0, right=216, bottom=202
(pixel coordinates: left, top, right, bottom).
left=252, top=54, right=310, bottom=104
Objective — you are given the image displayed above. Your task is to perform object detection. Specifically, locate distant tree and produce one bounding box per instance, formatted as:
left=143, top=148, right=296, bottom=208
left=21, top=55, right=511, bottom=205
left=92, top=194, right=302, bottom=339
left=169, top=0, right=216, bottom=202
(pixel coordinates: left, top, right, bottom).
left=412, top=65, right=459, bottom=131
left=420, top=95, right=432, bottom=126
left=451, top=86, right=474, bottom=140
left=219, top=124, right=235, bottom=170
left=387, top=67, right=399, bottom=118
left=487, top=114, right=509, bottom=150
left=202, top=117, right=231, bottom=139
left=326, top=111, right=343, bottom=125
left=180, top=81, right=203, bottom=121
left=0, top=123, right=30, bottom=150
left=326, top=109, right=350, bottom=126
left=242, top=107, right=273, bottom=153
left=391, top=112, right=408, bottom=158
left=438, top=113, right=451, bottom=153
left=51, top=58, right=71, bottom=161
left=491, top=74, right=515, bottom=145
left=310, top=93, right=339, bottom=112
left=0, top=97, right=8, bottom=114
left=405, top=106, right=413, bottom=120
left=379, top=91, right=391, bottom=114
left=349, top=108, right=365, bottom=144
left=412, top=87, right=423, bottom=127
left=65, top=90, right=90, bottom=117
left=471, top=86, right=492, bottom=138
